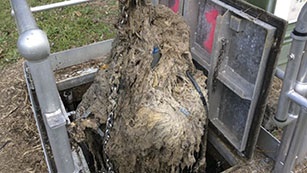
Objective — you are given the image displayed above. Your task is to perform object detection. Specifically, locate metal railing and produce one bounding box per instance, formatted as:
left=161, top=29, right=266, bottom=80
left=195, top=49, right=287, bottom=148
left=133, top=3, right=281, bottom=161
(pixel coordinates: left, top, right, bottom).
left=31, top=0, right=91, bottom=13
left=273, top=3, right=307, bottom=173
left=11, top=0, right=91, bottom=14
left=9, top=0, right=307, bottom=172
left=9, top=0, right=92, bottom=172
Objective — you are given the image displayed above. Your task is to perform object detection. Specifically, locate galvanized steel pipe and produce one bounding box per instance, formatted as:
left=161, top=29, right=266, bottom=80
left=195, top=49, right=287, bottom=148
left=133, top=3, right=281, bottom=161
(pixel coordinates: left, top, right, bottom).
left=10, top=0, right=76, bottom=172
left=274, top=3, right=307, bottom=173
left=275, top=67, right=285, bottom=80
left=10, top=0, right=37, bottom=34
left=274, top=39, right=306, bottom=123
left=31, top=0, right=91, bottom=13
left=277, top=108, right=307, bottom=173
left=274, top=2, right=307, bottom=123
left=274, top=7, right=307, bottom=123
left=287, top=90, right=307, bottom=109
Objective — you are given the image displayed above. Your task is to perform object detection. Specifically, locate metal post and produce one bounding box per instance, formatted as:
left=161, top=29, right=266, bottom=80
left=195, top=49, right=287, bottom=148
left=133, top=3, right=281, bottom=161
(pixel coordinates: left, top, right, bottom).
left=275, top=67, right=285, bottom=80
left=10, top=0, right=75, bottom=172
left=274, top=37, right=306, bottom=123
left=276, top=108, right=307, bottom=173
left=274, top=3, right=307, bottom=173
left=273, top=120, right=297, bottom=172
left=296, top=42, right=307, bottom=162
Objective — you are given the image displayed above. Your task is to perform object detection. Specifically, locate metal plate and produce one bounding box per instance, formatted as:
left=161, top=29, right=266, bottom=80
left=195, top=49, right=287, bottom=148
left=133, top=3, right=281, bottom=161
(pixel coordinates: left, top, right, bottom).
left=50, top=39, right=113, bottom=71
left=184, top=0, right=227, bottom=70
left=257, top=126, right=280, bottom=160
left=208, top=1, right=276, bottom=152
left=185, top=0, right=287, bottom=156
left=159, top=0, right=184, bottom=14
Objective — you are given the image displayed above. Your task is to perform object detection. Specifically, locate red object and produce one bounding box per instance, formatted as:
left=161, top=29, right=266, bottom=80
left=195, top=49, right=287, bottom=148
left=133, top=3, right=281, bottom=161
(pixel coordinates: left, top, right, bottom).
left=203, top=9, right=219, bottom=53
left=170, top=0, right=180, bottom=13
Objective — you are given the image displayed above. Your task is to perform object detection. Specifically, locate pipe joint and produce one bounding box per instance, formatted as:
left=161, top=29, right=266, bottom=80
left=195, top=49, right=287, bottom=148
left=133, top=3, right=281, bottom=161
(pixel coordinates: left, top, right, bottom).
left=295, top=82, right=307, bottom=97
left=294, top=3, right=307, bottom=35
left=274, top=113, right=298, bottom=128
left=45, top=108, right=67, bottom=129
left=17, top=29, right=50, bottom=62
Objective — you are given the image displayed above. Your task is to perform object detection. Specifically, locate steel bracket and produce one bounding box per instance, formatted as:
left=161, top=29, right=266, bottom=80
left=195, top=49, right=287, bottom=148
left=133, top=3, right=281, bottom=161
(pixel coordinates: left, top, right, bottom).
left=45, top=108, right=67, bottom=129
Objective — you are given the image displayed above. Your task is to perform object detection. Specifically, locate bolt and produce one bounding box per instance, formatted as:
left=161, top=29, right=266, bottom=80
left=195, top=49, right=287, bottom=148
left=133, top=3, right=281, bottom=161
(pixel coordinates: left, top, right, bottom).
left=289, top=53, right=295, bottom=60
left=280, top=161, right=285, bottom=166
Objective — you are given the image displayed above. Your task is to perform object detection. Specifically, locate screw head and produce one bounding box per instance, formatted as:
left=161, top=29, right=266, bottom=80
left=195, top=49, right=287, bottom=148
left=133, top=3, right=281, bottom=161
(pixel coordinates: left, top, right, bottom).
left=289, top=53, right=295, bottom=60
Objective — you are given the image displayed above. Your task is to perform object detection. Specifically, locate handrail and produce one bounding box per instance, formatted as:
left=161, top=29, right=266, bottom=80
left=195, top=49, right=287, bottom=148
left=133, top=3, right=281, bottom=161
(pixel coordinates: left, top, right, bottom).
left=31, top=0, right=91, bottom=13
left=273, top=3, right=307, bottom=173
left=11, top=0, right=91, bottom=15
left=10, top=0, right=38, bottom=34
left=10, top=0, right=76, bottom=172
left=274, top=3, right=307, bottom=123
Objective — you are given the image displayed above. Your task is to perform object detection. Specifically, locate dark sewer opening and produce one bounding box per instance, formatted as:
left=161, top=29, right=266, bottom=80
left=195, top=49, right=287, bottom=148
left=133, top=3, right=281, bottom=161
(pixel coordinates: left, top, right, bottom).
left=206, top=142, right=232, bottom=173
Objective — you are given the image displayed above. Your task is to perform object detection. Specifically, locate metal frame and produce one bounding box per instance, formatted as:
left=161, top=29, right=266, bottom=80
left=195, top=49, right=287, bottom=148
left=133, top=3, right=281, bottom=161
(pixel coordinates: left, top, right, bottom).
left=24, top=40, right=112, bottom=173
left=273, top=3, right=307, bottom=173
left=23, top=65, right=54, bottom=173
left=50, top=39, right=112, bottom=71
left=207, top=0, right=277, bottom=152
left=9, top=0, right=307, bottom=172
left=9, top=0, right=95, bottom=172
left=182, top=0, right=287, bottom=162
left=159, top=0, right=185, bottom=14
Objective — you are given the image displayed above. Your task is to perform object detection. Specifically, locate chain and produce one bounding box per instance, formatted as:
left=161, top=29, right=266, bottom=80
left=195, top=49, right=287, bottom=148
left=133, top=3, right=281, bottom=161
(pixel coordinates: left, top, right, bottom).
left=101, top=0, right=132, bottom=171
left=103, top=112, right=115, bottom=173
left=212, top=38, right=228, bottom=92
left=102, top=83, right=118, bottom=173
left=102, top=0, right=145, bottom=171
left=117, top=0, right=130, bottom=28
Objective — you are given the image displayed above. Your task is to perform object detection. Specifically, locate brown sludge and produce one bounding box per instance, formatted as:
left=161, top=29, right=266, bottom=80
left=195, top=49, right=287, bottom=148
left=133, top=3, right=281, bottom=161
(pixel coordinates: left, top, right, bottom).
left=69, top=3, right=208, bottom=173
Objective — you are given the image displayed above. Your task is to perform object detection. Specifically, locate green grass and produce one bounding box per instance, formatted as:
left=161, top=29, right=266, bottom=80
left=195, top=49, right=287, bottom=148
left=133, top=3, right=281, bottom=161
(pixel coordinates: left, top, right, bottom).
left=0, top=1, right=18, bottom=66
left=0, top=0, right=118, bottom=68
